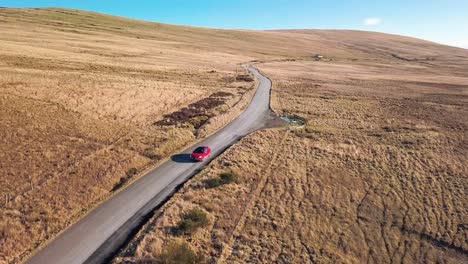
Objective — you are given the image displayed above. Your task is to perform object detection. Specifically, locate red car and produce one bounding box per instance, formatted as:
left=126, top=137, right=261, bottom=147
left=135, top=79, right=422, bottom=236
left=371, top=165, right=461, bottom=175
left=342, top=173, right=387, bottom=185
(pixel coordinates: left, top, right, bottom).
left=191, top=146, right=211, bottom=161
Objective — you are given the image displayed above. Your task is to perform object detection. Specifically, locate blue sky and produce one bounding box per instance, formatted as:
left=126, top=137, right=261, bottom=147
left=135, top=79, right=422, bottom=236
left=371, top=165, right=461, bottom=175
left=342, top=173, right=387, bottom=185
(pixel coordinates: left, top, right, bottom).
left=2, top=0, right=467, bottom=48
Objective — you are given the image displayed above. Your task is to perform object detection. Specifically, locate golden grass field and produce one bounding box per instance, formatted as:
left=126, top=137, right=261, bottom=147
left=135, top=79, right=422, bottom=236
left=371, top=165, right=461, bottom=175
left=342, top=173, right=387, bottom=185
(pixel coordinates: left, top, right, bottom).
left=1, top=7, right=468, bottom=264
left=0, top=8, right=257, bottom=263
left=114, top=43, right=468, bottom=263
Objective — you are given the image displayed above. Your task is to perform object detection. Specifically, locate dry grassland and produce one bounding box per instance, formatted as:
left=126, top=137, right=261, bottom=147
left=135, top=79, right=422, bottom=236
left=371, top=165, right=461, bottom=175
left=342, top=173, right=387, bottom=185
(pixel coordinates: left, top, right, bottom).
left=2, top=7, right=468, bottom=263
left=0, top=8, right=257, bottom=263
left=115, top=50, right=468, bottom=262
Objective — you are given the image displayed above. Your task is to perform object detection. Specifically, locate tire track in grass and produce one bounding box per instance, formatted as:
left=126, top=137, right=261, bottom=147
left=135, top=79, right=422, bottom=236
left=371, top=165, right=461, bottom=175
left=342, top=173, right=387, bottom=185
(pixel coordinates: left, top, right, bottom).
left=216, top=129, right=290, bottom=263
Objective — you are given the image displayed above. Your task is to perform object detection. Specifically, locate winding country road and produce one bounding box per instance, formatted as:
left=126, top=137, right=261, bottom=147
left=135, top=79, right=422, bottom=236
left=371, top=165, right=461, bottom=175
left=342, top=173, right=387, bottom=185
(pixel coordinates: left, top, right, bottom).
left=26, top=66, right=280, bottom=264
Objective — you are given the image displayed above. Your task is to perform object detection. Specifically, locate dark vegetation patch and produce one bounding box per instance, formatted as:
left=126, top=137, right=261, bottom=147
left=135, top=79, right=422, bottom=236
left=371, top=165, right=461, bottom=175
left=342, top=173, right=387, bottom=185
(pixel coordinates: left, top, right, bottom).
left=188, top=97, right=224, bottom=110
left=210, top=91, right=233, bottom=97
left=236, top=74, right=254, bottom=82
left=391, top=53, right=436, bottom=62
left=154, top=92, right=233, bottom=130
left=173, top=208, right=209, bottom=235
left=143, top=147, right=161, bottom=160
left=188, top=115, right=209, bottom=129
left=204, top=171, right=239, bottom=188
left=221, top=72, right=254, bottom=83
left=112, top=167, right=138, bottom=192
left=391, top=53, right=414, bottom=62
left=293, top=126, right=324, bottom=139
left=136, top=241, right=205, bottom=264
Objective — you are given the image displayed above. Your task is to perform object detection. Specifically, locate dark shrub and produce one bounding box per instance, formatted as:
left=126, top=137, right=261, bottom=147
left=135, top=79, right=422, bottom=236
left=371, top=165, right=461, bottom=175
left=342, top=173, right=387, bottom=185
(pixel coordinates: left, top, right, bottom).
left=175, top=208, right=209, bottom=235
left=236, top=74, right=254, bottom=82
left=126, top=167, right=138, bottom=177
left=112, top=167, right=138, bottom=191
left=188, top=115, right=209, bottom=129
left=205, top=178, right=223, bottom=188
left=219, top=171, right=238, bottom=184
left=205, top=171, right=239, bottom=188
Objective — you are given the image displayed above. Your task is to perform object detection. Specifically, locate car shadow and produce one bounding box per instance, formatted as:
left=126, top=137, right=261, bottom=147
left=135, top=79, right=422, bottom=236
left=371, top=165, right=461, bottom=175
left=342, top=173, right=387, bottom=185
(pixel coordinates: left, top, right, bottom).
left=170, top=154, right=195, bottom=163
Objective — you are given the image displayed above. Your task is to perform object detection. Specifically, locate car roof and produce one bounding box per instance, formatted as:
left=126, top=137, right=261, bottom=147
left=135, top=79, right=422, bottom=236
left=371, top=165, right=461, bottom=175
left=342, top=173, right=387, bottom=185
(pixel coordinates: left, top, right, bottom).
left=202, top=146, right=210, bottom=152
left=194, top=146, right=209, bottom=153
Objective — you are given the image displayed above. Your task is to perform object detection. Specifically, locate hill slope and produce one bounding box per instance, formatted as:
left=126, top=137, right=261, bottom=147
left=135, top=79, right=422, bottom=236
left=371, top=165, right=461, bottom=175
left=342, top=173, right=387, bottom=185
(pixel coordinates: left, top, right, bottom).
left=0, top=8, right=467, bottom=264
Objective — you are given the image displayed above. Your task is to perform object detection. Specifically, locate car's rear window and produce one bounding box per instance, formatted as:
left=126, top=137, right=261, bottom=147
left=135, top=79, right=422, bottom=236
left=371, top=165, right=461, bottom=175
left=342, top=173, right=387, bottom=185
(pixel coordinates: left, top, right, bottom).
left=194, top=147, right=205, bottom=153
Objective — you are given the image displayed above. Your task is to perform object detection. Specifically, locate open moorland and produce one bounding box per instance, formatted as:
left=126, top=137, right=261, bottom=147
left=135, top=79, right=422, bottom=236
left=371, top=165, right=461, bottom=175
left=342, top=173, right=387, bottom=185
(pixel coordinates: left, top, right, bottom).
left=1, top=7, right=468, bottom=264
left=114, top=43, right=468, bottom=262
left=0, top=8, right=259, bottom=263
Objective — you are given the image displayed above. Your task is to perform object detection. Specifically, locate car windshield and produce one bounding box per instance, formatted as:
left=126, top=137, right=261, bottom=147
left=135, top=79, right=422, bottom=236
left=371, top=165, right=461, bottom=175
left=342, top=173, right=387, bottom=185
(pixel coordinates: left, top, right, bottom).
left=193, top=147, right=205, bottom=153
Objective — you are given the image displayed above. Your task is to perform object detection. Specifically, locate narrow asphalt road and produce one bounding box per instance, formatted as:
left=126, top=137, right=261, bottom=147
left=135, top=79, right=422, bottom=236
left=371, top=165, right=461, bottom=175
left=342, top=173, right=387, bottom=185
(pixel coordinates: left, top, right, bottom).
left=26, top=66, right=279, bottom=264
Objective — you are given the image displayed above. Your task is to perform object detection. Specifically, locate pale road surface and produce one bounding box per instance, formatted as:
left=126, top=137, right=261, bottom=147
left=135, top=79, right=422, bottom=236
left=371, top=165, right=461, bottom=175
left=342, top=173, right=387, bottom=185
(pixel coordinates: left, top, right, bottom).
left=26, top=66, right=280, bottom=264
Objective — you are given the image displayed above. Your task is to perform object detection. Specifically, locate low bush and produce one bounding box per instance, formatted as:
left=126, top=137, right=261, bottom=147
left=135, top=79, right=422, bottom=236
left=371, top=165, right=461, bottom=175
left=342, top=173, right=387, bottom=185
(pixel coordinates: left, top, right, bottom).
left=236, top=74, right=254, bottom=82
left=112, top=167, right=138, bottom=191
left=205, top=178, right=223, bottom=188
left=143, top=147, right=161, bottom=160
left=137, top=241, right=205, bottom=264
left=175, top=208, right=209, bottom=235
left=205, top=171, right=239, bottom=188
left=126, top=167, right=138, bottom=178
left=220, top=171, right=237, bottom=183
left=188, top=115, right=209, bottom=129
